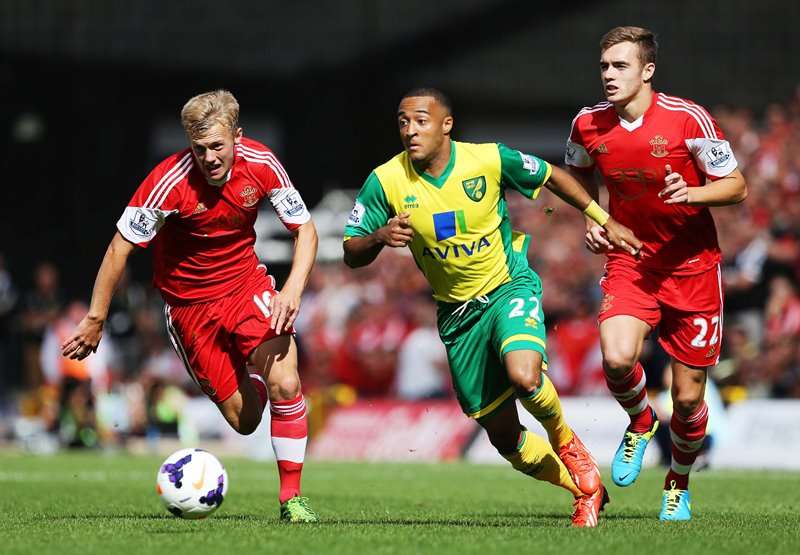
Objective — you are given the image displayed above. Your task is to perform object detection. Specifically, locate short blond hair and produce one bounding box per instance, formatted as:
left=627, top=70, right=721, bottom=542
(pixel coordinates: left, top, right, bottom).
left=181, top=89, right=240, bottom=138
left=600, top=26, right=658, bottom=66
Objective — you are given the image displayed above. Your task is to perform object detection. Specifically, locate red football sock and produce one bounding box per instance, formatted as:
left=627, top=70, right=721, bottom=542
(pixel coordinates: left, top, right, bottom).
left=665, top=401, right=708, bottom=490
left=270, top=392, right=308, bottom=504
left=605, top=362, right=654, bottom=432
left=249, top=373, right=269, bottom=413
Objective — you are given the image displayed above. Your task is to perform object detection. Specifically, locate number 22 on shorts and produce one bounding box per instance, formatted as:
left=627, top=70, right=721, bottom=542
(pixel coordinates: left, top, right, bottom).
left=690, top=315, right=720, bottom=348
left=508, top=297, right=541, bottom=321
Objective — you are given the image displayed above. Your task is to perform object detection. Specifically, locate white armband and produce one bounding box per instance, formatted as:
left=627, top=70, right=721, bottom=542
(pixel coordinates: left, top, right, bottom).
left=565, top=140, right=594, bottom=168
left=270, top=187, right=311, bottom=227
left=116, top=206, right=174, bottom=244
left=686, top=138, right=738, bottom=177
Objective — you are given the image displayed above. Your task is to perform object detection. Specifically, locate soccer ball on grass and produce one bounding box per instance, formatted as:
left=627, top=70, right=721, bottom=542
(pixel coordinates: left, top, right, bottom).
left=156, top=448, right=228, bottom=519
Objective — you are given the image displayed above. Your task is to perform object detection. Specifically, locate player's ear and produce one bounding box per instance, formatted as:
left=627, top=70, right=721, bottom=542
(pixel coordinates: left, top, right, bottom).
left=234, top=127, right=243, bottom=143
left=642, top=62, right=655, bottom=83
left=442, top=115, right=454, bottom=135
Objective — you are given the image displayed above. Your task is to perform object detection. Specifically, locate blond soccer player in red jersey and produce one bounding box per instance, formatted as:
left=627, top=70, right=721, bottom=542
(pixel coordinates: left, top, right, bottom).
left=565, top=27, right=747, bottom=521
left=61, top=90, right=320, bottom=523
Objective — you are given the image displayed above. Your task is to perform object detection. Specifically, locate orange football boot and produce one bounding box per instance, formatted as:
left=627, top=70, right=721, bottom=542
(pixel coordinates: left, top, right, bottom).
left=558, top=433, right=602, bottom=495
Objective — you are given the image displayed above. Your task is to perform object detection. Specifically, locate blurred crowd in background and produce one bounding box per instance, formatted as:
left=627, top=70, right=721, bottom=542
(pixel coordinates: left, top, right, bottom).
left=2, top=87, right=800, bottom=451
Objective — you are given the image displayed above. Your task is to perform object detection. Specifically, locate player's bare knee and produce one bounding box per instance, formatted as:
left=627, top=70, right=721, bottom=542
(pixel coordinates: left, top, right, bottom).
left=602, top=348, right=637, bottom=377
left=509, top=365, right=542, bottom=396
left=268, top=375, right=301, bottom=401
left=506, top=353, right=543, bottom=396
left=672, top=395, right=702, bottom=417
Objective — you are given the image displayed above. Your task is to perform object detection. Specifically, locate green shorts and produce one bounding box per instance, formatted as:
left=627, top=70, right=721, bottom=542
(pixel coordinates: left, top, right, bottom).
left=437, top=267, right=548, bottom=419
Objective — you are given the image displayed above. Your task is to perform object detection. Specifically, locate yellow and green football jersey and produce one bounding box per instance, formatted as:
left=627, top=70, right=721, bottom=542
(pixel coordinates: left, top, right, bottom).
left=344, top=141, right=552, bottom=303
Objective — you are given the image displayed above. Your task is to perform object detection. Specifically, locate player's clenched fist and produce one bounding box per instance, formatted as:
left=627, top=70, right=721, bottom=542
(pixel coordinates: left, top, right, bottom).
left=659, top=164, right=691, bottom=204
left=376, top=211, right=414, bottom=247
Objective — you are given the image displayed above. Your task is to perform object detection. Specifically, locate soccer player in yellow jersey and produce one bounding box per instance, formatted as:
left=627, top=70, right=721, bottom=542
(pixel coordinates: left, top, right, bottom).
left=343, top=88, right=642, bottom=527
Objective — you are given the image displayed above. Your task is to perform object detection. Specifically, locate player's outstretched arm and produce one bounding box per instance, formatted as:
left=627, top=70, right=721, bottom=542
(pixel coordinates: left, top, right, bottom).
left=61, top=231, right=137, bottom=360
left=270, top=220, right=318, bottom=333
left=545, top=166, right=642, bottom=256
left=343, top=212, right=413, bottom=268
left=660, top=166, right=747, bottom=207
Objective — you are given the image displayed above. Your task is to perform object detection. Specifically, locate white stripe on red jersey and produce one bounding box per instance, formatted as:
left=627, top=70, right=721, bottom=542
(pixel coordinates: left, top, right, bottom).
left=144, top=153, right=194, bottom=209
left=657, top=94, right=718, bottom=139
left=237, top=144, right=293, bottom=188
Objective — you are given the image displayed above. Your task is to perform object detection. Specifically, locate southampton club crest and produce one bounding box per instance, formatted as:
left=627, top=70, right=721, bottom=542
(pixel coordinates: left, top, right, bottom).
left=649, top=135, right=669, bottom=158
left=462, top=176, right=487, bottom=202
left=239, top=185, right=259, bottom=207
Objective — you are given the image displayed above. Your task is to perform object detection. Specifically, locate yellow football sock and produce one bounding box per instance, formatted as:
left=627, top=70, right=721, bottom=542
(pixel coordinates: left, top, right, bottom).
left=503, top=430, right=582, bottom=497
left=519, top=373, right=574, bottom=450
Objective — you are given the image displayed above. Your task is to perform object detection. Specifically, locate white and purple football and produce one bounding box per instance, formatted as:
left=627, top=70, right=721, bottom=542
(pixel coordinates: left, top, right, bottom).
left=156, top=448, right=228, bottom=519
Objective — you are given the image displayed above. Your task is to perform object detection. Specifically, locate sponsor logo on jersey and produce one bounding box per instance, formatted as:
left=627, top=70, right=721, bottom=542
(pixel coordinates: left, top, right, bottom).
left=607, top=168, right=659, bottom=184
left=192, top=202, right=208, bottom=215
left=705, top=344, right=718, bottom=359
left=239, top=185, right=259, bottom=207
left=594, top=143, right=609, bottom=155
left=520, top=153, right=540, bottom=175
left=649, top=135, right=669, bottom=158
left=607, top=168, right=658, bottom=201
left=565, top=145, right=577, bottom=162
left=426, top=210, right=489, bottom=259
left=462, top=176, right=486, bottom=202
left=278, top=190, right=306, bottom=217
left=524, top=317, right=539, bottom=329
left=129, top=209, right=158, bottom=237
left=348, top=201, right=365, bottom=226
left=403, top=195, right=419, bottom=209
left=421, top=237, right=491, bottom=260
left=705, top=144, right=731, bottom=168
left=432, top=210, right=467, bottom=241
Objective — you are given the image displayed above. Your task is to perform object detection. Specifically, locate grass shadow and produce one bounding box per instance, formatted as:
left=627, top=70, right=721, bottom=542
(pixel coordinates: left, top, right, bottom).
left=322, top=517, right=565, bottom=528
left=44, top=513, right=265, bottom=522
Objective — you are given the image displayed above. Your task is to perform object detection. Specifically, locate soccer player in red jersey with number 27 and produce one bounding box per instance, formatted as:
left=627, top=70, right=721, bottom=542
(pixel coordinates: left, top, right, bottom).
left=61, top=90, right=320, bottom=523
left=565, top=27, right=747, bottom=520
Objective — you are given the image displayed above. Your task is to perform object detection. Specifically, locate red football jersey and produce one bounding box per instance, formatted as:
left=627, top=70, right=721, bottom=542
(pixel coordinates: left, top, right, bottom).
left=116, top=137, right=311, bottom=305
left=565, top=92, right=738, bottom=275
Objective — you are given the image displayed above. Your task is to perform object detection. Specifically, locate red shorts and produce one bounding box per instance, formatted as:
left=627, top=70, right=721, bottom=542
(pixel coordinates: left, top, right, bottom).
left=163, top=268, right=287, bottom=403
left=598, top=262, right=723, bottom=367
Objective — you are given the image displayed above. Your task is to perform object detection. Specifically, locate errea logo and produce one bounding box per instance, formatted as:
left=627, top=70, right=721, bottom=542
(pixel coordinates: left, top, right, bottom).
left=403, top=195, right=419, bottom=209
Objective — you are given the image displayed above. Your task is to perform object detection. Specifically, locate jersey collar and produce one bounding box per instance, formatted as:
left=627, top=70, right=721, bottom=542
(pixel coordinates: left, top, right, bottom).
left=618, top=91, right=659, bottom=132
left=415, top=141, right=456, bottom=189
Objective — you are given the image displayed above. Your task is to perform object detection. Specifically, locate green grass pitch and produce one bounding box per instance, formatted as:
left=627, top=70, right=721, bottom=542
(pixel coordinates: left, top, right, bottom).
left=0, top=451, right=798, bottom=555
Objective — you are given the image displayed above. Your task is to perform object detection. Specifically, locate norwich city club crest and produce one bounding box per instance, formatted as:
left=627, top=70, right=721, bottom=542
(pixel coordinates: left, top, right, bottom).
left=462, top=176, right=487, bottom=202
